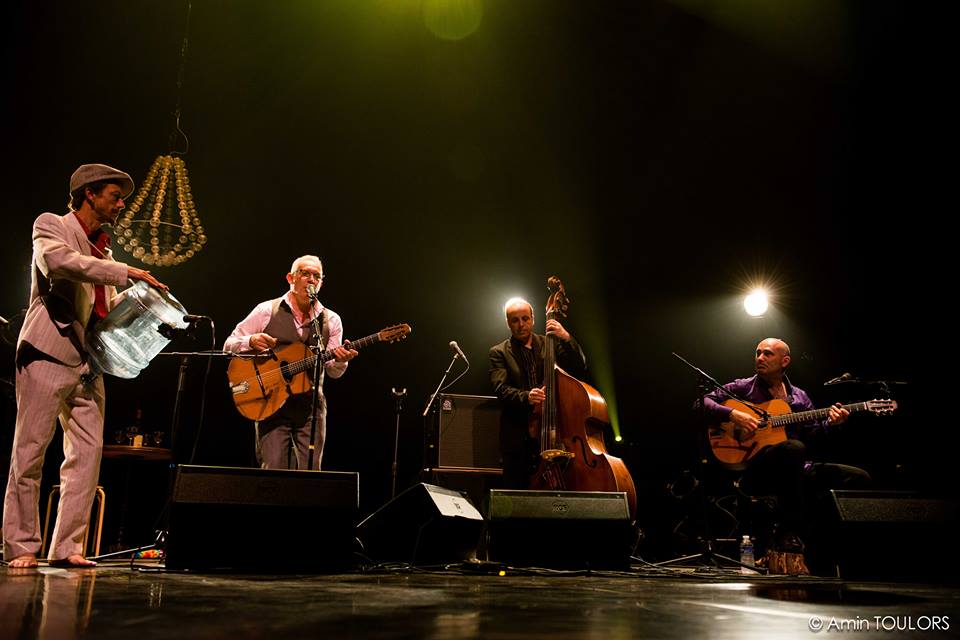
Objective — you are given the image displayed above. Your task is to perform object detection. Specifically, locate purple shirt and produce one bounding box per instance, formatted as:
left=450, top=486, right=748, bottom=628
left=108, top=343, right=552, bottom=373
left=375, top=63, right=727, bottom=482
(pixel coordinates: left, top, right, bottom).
left=703, top=375, right=826, bottom=441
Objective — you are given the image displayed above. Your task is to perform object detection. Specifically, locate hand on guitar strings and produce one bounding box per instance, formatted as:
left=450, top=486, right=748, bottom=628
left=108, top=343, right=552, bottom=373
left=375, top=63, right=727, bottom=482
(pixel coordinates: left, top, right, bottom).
left=332, top=341, right=359, bottom=363
left=249, top=333, right=278, bottom=352
left=729, top=409, right=760, bottom=441
left=827, top=402, right=850, bottom=425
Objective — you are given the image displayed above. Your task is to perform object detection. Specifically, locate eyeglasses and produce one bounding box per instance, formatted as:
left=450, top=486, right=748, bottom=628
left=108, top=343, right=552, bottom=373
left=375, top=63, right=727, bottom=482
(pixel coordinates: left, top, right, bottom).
left=295, top=269, right=324, bottom=281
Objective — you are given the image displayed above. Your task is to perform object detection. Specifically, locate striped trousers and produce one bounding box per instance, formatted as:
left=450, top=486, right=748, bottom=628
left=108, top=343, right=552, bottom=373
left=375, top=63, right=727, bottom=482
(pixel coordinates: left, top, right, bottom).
left=3, top=356, right=105, bottom=561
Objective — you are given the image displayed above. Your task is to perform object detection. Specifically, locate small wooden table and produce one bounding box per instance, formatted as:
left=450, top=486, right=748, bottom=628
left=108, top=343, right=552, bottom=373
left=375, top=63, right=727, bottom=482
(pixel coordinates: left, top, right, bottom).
left=102, top=445, right=173, bottom=462
left=100, top=446, right=173, bottom=550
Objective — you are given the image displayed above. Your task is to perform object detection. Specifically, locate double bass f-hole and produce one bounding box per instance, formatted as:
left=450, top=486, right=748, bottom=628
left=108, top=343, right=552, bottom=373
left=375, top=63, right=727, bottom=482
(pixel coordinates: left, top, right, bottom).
left=572, top=435, right=598, bottom=469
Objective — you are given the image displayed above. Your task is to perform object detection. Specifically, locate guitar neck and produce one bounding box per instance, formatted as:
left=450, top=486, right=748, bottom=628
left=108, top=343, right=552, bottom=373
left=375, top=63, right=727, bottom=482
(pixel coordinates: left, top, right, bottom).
left=768, top=402, right=871, bottom=427
left=319, top=332, right=381, bottom=363
left=288, top=332, right=382, bottom=376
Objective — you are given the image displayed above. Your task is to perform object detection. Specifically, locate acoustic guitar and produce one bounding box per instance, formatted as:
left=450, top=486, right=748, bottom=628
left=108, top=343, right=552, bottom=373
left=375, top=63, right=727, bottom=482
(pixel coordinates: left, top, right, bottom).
left=708, top=397, right=897, bottom=466
left=227, top=324, right=411, bottom=421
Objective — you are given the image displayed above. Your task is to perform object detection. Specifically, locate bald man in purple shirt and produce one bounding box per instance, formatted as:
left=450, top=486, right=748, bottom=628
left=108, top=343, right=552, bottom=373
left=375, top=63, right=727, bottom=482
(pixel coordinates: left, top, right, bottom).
left=703, top=338, right=869, bottom=574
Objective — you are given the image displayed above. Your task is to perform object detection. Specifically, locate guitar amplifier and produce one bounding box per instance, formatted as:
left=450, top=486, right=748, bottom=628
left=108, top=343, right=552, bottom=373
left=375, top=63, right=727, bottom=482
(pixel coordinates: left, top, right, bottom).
left=425, top=394, right=501, bottom=470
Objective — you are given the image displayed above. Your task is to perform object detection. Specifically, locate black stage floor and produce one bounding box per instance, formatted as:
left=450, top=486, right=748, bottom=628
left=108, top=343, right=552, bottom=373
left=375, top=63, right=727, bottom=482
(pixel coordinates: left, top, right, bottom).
left=2, top=561, right=958, bottom=639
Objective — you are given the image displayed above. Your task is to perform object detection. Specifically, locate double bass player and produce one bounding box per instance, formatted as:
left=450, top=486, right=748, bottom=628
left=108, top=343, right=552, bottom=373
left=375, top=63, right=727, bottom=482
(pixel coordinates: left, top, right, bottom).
left=488, top=297, right=587, bottom=489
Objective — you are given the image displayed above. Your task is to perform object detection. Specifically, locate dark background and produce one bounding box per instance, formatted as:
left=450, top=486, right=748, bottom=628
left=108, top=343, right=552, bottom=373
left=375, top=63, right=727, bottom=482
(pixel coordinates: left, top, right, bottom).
left=1, top=1, right=943, bottom=553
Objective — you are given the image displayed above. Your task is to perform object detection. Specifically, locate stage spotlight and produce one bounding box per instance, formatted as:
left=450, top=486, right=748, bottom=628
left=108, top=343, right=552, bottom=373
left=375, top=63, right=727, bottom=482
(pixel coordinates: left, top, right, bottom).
left=422, top=0, right=483, bottom=41
left=743, top=289, right=769, bottom=317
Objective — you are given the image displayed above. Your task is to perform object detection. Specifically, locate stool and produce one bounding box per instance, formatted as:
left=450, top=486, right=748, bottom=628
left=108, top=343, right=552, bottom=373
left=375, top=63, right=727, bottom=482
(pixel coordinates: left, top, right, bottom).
left=41, top=485, right=106, bottom=558
left=734, top=479, right=779, bottom=546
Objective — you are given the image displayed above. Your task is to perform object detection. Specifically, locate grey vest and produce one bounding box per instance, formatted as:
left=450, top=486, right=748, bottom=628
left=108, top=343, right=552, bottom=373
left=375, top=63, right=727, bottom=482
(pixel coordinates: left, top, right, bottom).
left=264, top=297, right=329, bottom=387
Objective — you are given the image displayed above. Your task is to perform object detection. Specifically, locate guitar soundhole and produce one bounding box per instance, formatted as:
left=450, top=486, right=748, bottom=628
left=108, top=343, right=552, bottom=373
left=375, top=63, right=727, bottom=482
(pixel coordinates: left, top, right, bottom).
left=280, top=361, right=292, bottom=383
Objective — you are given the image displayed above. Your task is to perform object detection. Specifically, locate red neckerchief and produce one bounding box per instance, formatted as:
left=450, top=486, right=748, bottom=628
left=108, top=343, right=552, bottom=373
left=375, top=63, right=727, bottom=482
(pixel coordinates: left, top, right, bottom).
left=72, top=212, right=112, bottom=319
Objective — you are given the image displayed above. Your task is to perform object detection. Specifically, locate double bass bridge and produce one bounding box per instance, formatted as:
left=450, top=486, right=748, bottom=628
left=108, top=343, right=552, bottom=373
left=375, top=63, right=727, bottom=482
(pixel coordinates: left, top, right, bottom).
left=540, top=449, right=575, bottom=463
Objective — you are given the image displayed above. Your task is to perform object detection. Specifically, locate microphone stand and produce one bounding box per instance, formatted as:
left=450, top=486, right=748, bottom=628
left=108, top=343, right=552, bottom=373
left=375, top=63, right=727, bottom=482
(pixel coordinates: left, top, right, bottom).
left=422, top=351, right=461, bottom=418
left=672, top=352, right=769, bottom=422
left=306, top=298, right=325, bottom=471
left=654, top=352, right=764, bottom=572
left=132, top=322, right=233, bottom=563
left=170, top=351, right=190, bottom=454
left=390, top=387, right=407, bottom=499
left=156, top=317, right=220, bottom=455
left=857, top=378, right=908, bottom=398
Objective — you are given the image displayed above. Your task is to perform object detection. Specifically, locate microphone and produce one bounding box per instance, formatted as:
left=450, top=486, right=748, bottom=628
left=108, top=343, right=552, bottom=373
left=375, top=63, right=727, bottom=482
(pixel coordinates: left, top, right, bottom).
left=307, top=284, right=318, bottom=300
left=824, top=372, right=854, bottom=386
left=157, top=323, right=179, bottom=339
left=183, top=314, right=207, bottom=324
left=449, top=340, right=469, bottom=365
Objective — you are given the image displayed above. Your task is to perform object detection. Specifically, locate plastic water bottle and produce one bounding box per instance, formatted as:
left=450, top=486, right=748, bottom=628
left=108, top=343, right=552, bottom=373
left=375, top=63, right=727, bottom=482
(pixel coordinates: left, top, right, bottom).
left=740, top=535, right=755, bottom=574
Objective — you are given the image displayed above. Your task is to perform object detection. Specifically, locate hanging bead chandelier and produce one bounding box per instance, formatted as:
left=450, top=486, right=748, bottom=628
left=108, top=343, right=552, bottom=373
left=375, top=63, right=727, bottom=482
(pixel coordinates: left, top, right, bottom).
left=115, top=155, right=205, bottom=266
left=115, top=1, right=206, bottom=268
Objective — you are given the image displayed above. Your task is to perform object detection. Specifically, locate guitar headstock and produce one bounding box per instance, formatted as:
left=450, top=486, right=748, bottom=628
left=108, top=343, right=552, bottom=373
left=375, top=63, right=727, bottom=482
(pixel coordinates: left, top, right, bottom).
left=545, top=276, right=570, bottom=321
left=865, top=399, right=898, bottom=415
left=379, top=324, right=412, bottom=343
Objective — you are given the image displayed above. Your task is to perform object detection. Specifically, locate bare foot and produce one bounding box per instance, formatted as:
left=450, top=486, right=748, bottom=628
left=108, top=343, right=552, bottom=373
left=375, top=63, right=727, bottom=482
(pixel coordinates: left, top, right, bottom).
left=49, top=554, right=96, bottom=568
left=7, top=554, right=39, bottom=568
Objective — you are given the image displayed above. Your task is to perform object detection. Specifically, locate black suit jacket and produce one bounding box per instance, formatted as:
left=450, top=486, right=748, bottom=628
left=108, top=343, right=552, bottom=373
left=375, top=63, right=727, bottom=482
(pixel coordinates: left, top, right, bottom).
left=488, top=333, right=587, bottom=456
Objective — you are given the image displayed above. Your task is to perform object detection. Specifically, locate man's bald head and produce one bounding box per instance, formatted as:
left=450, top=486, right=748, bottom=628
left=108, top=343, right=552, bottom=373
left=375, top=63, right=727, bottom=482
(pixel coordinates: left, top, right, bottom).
left=759, top=338, right=790, bottom=357
left=755, top=337, right=791, bottom=380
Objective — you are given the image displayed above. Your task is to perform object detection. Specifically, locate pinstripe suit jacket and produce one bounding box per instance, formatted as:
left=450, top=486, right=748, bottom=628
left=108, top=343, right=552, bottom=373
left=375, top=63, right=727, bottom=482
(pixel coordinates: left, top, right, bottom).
left=17, top=212, right=128, bottom=367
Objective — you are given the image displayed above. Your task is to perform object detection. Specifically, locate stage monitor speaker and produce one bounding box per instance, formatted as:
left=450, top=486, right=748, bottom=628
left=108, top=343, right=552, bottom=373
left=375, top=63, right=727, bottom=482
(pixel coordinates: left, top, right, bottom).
left=421, top=467, right=503, bottom=513
left=486, top=490, right=634, bottom=569
left=356, top=483, right=484, bottom=565
left=828, top=490, right=960, bottom=581
left=425, top=394, right=501, bottom=470
left=165, top=465, right=358, bottom=571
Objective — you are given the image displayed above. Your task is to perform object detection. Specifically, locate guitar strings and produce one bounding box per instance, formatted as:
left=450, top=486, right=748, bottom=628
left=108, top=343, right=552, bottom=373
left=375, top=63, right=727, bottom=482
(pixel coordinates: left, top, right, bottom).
left=234, top=338, right=363, bottom=387
left=237, top=352, right=324, bottom=387
left=234, top=328, right=407, bottom=389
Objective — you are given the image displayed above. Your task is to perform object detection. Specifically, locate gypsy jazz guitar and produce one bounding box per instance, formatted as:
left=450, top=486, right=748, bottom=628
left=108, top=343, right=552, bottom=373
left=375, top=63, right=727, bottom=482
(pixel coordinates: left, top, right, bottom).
left=227, top=324, right=411, bottom=421
left=708, top=397, right=897, bottom=467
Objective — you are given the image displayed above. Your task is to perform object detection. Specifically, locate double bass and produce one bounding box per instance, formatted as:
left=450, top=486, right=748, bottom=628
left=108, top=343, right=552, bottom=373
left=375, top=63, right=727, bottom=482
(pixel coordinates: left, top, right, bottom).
left=529, top=276, right=638, bottom=521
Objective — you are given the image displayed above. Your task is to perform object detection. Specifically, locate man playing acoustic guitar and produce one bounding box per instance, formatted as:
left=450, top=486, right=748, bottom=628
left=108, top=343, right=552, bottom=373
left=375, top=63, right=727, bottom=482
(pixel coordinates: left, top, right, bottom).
left=703, top=337, right=872, bottom=574
left=224, top=255, right=357, bottom=470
